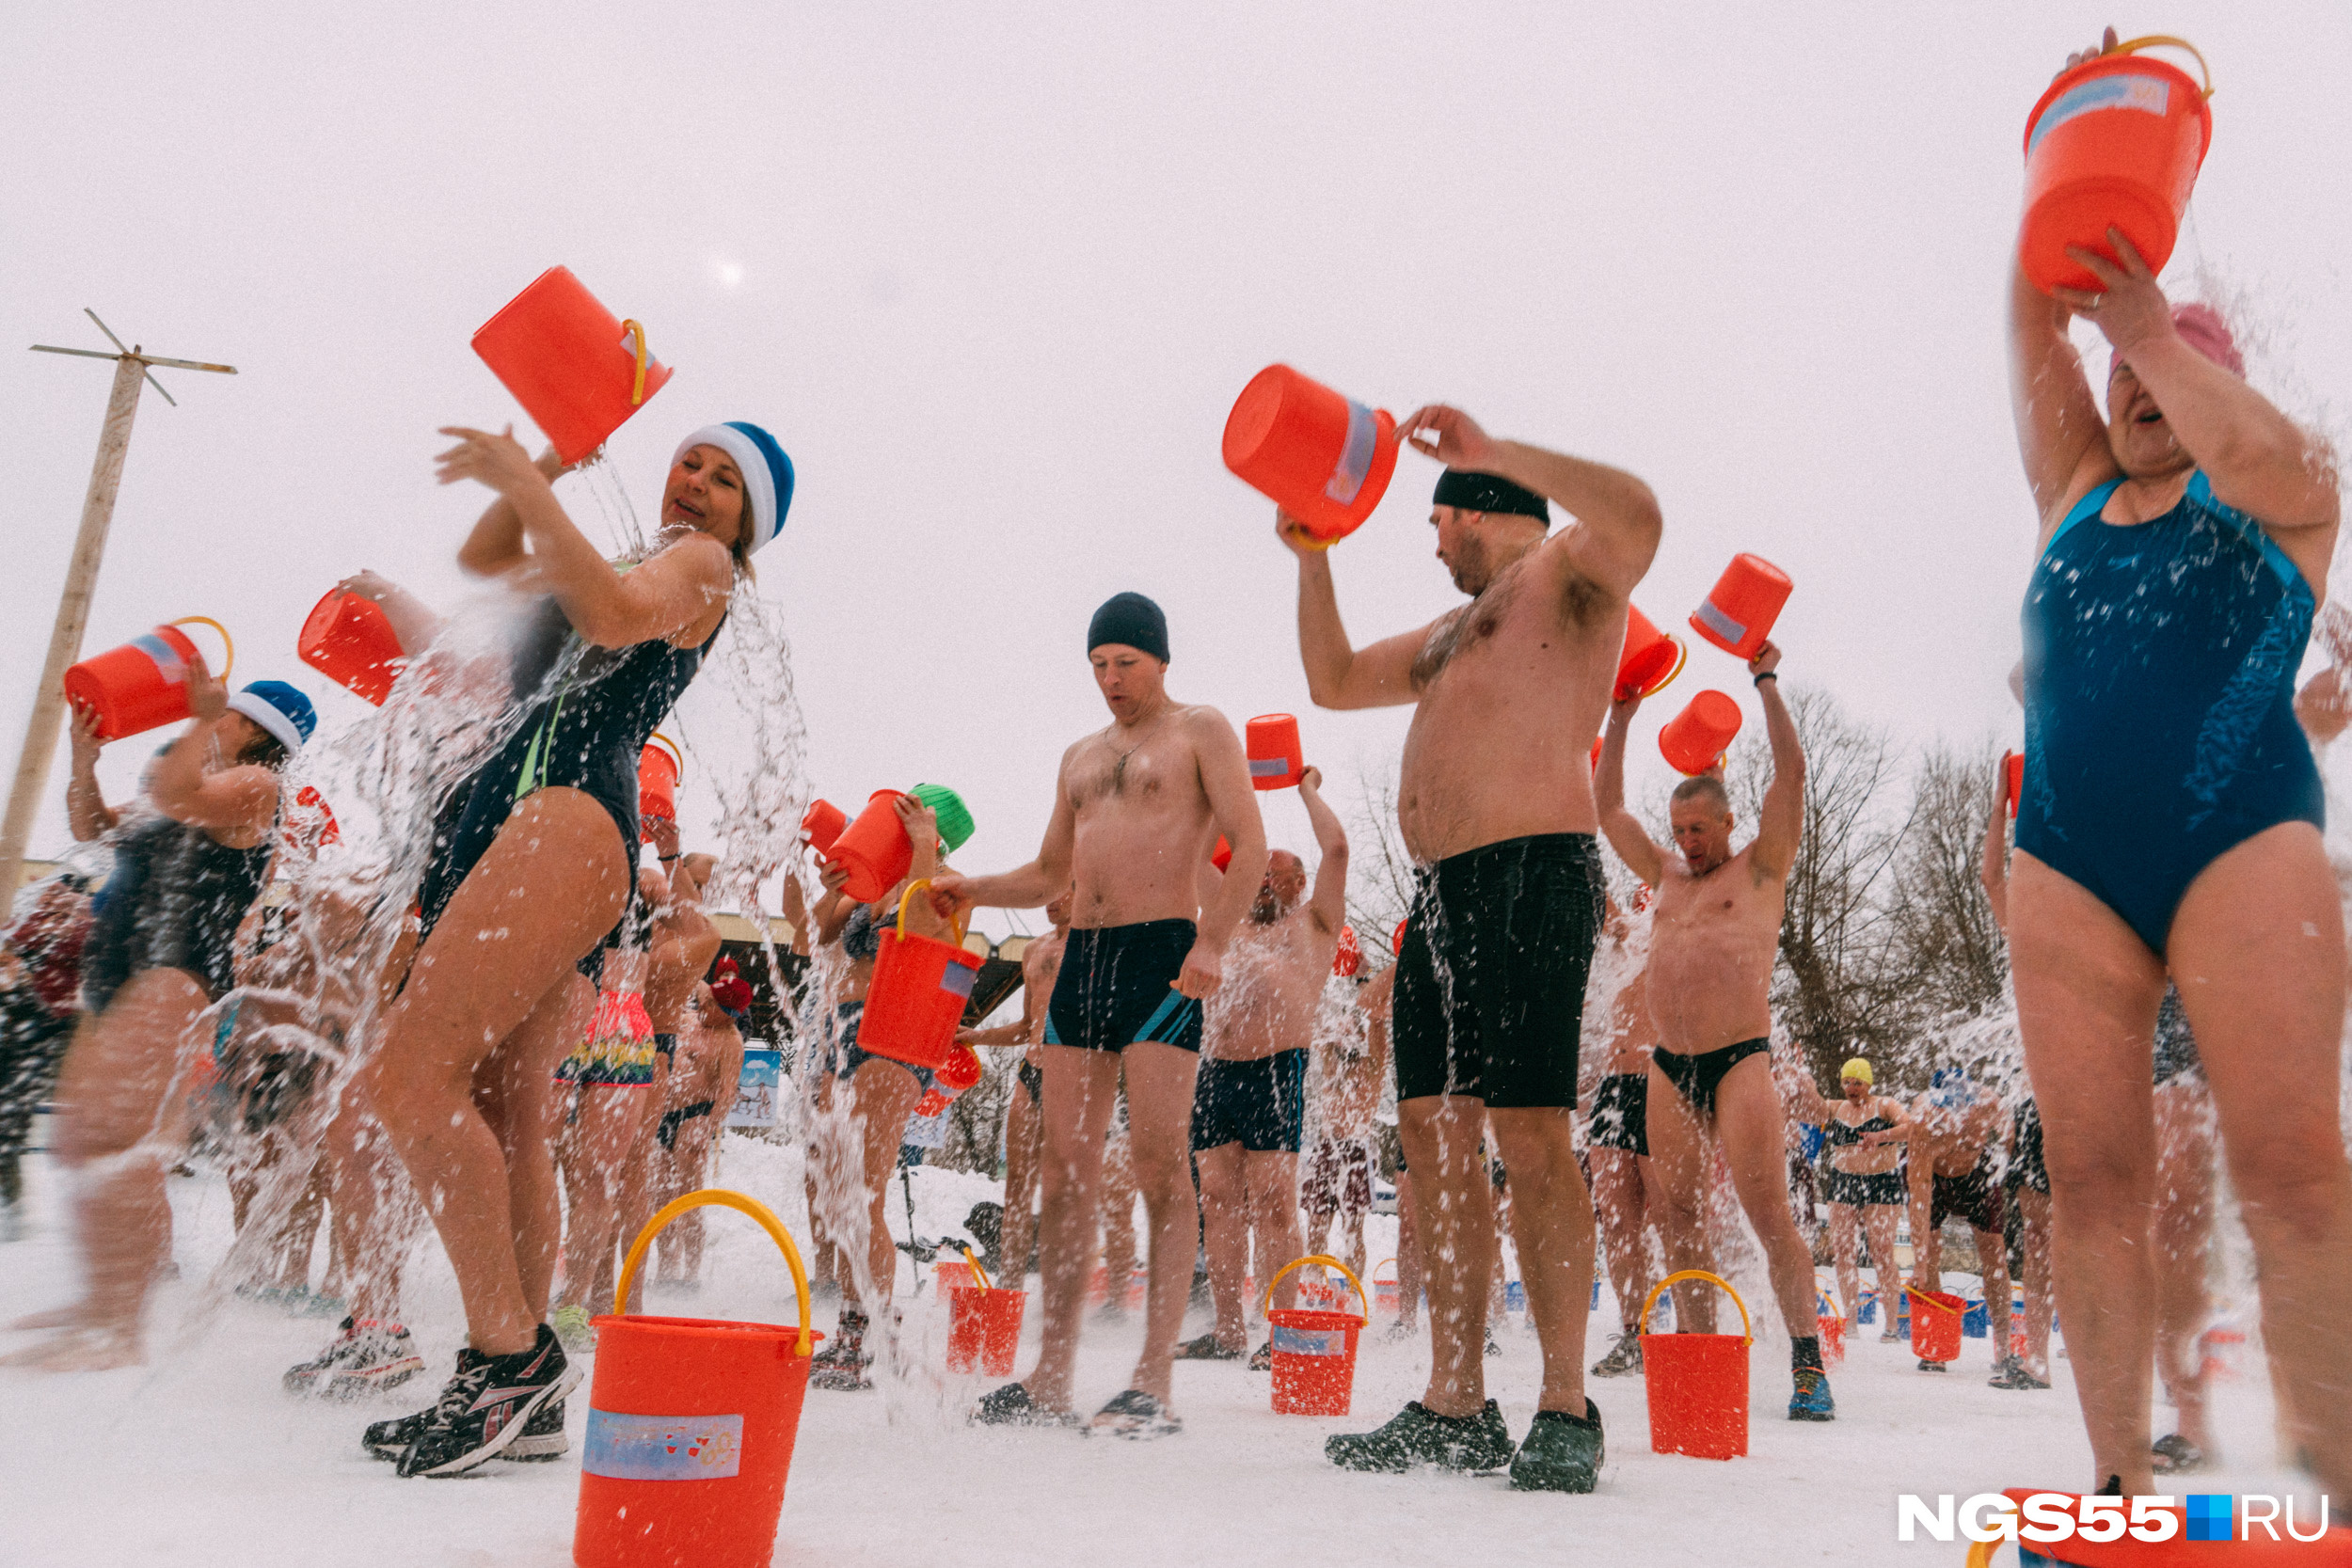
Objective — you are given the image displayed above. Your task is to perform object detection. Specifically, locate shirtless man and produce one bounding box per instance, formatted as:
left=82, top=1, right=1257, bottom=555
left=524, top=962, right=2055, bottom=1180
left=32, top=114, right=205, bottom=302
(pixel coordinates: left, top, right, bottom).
left=933, top=593, right=1267, bottom=1436
left=1597, top=640, right=1836, bottom=1421
left=1886, top=1070, right=2012, bottom=1374
left=959, top=889, right=1073, bottom=1287
left=1291, top=407, right=1660, bottom=1493
left=1306, top=962, right=1389, bottom=1282
left=1181, top=768, right=1348, bottom=1363
left=1582, top=900, right=1666, bottom=1378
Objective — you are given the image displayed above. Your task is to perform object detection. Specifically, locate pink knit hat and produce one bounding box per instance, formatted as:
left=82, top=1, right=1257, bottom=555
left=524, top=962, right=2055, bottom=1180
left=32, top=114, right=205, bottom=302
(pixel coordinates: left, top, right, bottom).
left=2167, top=303, right=2246, bottom=377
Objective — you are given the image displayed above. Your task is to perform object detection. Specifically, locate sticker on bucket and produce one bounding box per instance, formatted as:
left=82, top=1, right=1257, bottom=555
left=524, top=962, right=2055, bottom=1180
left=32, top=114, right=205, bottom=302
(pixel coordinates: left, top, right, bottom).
left=2027, top=71, right=2171, bottom=157
left=130, top=633, right=189, bottom=683
left=1691, top=598, right=1747, bottom=648
left=583, top=1410, right=744, bottom=1480
left=1271, top=1323, right=1348, bottom=1357
left=1248, top=757, right=1289, bottom=778
left=1322, top=400, right=1379, bottom=506
left=938, top=963, right=977, bottom=1000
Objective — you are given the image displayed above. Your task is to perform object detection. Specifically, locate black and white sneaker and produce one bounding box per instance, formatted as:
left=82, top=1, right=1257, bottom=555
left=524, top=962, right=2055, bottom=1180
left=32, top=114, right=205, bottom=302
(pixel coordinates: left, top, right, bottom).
left=970, top=1382, right=1081, bottom=1429
left=391, top=1324, right=577, bottom=1478
left=1588, top=1331, right=1644, bottom=1378
left=1089, top=1388, right=1181, bottom=1439
left=503, top=1398, right=568, bottom=1462
left=285, top=1318, right=425, bottom=1401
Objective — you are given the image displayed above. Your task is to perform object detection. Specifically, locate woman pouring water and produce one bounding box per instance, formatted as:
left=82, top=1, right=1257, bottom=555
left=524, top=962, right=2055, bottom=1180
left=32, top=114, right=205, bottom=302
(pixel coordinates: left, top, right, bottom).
left=358, top=420, right=790, bottom=1478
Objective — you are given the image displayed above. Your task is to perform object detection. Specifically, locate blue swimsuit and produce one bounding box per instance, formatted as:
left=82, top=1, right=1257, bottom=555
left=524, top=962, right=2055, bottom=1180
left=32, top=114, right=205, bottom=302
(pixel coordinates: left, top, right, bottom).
left=2019, top=470, right=2322, bottom=955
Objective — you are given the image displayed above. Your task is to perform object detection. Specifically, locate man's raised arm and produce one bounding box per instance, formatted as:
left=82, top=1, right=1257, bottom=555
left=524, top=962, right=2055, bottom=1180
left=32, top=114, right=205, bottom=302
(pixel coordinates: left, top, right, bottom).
left=1279, top=510, right=1432, bottom=712
left=1597, top=694, right=1666, bottom=887
left=1747, top=641, right=1805, bottom=883
left=1298, top=766, right=1350, bottom=941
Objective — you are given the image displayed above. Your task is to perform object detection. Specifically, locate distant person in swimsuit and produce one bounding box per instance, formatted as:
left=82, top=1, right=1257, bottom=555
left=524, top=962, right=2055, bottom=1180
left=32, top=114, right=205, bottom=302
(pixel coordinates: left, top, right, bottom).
left=8, top=671, right=314, bottom=1370
left=2008, top=30, right=2348, bottom=1501
left=1598, top=639, right=1836, bottom=1422
left=1782, top=1057, right=1910, bottom=1341
left=360, top=420, right=790, bottom=1478
left=1181, top=767, right=1348, bottom=1365
left=1292, top=407, right=1661, bottom=1493
left=1581, top=897, right=1666, bottom=1378
left=1879, top=1069, right=2011, bottom=1373
left=960, top=887, right=1073, bottom=1286
left=934, top=593, right=1267, bottom=1438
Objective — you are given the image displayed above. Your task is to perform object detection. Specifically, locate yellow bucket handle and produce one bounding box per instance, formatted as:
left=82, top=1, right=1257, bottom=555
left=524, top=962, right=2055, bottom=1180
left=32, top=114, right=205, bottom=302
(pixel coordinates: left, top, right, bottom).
left=612, top=1188, right=813, bottom=1357
left=1907, top=1286, right=1963, bottom=1317
left=1371, top=1257, right=1398, bottom=1285
left=2107, top=34, right=2213, bottom=100
left=1644, top=634, right=1689, bottom=700
left=1641, top=1269, right=1754, bottom=1347
left=947, top=1240, right=993, bottom=1293
left=1262, top=1254, right=1369, bottom=1326
left=897, top=877, right=969, bottom=947
left=1962, top=1499, right=2022, bottom=1568
left=646, top=729, right=683, bottom=783
left=171, top=616, right=234, bottom=682
left=620, top=319, right=652, bottom=405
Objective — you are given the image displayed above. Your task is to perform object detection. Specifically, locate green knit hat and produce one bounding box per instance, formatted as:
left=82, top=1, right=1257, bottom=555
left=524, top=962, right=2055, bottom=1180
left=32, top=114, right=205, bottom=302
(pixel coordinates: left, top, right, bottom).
left=909, top=783, right=975, bottom=853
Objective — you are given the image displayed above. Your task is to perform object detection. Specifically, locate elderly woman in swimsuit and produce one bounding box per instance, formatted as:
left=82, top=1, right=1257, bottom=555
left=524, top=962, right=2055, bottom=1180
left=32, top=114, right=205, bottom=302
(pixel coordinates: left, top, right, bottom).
left=2007, top=28, right=2350, bottom=1502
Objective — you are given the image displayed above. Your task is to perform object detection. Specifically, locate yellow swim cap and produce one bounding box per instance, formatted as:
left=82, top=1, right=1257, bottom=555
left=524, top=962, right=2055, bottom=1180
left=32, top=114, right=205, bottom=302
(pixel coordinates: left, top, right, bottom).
left=1840, top=1057, right=1872, bottom=1085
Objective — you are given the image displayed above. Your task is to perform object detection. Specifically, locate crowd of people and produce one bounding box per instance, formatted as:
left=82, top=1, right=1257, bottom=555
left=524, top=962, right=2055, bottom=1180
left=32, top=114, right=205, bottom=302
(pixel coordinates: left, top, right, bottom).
left=0, top=25, right=2348, bottom=1517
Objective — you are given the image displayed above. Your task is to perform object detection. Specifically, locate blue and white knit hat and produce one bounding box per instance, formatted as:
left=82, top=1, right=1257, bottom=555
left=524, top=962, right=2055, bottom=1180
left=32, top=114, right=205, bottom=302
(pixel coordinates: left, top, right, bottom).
left=674, top=422, right=794, bottom=554
left=229, top=680, right=317, bottom=753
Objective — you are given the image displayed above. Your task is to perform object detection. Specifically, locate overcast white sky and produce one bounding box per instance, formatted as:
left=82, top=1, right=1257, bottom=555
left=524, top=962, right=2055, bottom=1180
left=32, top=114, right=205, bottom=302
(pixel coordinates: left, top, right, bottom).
left=8, top=2, right=2350, bottom=931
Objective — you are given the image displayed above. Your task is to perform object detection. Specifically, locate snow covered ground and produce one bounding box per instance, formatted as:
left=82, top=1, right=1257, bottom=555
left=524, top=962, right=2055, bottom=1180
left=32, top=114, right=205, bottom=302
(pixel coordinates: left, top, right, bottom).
left=0, top=1131, right=2314, bottom=1567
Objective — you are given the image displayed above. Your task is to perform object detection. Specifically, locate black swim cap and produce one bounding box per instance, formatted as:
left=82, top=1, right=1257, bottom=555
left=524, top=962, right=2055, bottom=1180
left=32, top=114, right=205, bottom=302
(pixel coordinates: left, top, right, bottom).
left=1087, top=592, right=1170, bottom=663
left=1433, top=468, right=1549, bottom=522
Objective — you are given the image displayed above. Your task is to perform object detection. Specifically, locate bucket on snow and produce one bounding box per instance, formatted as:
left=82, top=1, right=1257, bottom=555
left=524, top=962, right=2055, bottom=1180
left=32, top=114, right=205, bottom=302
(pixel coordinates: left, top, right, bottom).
left=1222, top=364, right=1399, bottom=547
left=1910, top=1288, right=1965, bottom=1365
left=1659, top=690, right=1742, bottom=776
left=1617, top=604, right=1688, bottom=703
left=1263, top=1255, right=1370, bottom=1417
left=473, top=265, right=674, bottom=465
left=1641, top=1270, right=1752, bottom=1461
left=298, top=589, right=405, bottom=705
left=2020, top=37, right=2215, bottom=295
left=827, top=790, right=914, bottom=904
left=945, top=1249, right=1026, bottom=1377
left=639, top=734, right=683, bottom=831
left=64, top=617, right=234, bottom=741
left=1816, top=1288, right=1845, bottom=1366
left=1690, top=554, right=1793, bottom=661
left=576, top=1189, right=818, bottom=1568
left=1372, top=1258, right=1400, bottom=1314
left=1246, top=713, right=1305, bottom=791
left=857, top=880, right=982, bottom=1073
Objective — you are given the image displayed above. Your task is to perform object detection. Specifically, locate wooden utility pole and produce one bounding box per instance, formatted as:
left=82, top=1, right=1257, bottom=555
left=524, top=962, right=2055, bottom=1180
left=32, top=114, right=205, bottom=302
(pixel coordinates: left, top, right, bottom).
left=0, top=312, right=234, bottom=902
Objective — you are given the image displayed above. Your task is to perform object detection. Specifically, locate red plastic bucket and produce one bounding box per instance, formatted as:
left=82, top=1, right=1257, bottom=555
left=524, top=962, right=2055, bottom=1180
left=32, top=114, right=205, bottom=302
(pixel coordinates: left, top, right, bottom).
left=577, top=1190, right=818, bottom=1568
left=828, top=790, right=914, bottom=904
left=1222, top=365, right=1400, bottom=546
left=1331, top=925, right=1360, bottom=977
left=801, top=799, right=847, bottom=856
left=1211, top=835, right=1232, bottom=873
left=1372, top=1258, right=1399, bottom=1314
left=63, top=617, right=233, bottom=741
left=945, top=1253, right=1025, bottom=1377
left=858, top=881, right=981, bottom=1072
left=1690, top=554, right=1793, bottom=660
left=473, top=266, right=675, bottom=465
left=1659, top=690, right=1743, bottom=776
left=1910, top=1288, right=1965, bottom=1365
left=2005, top=751, right=2024, bottom=817
left=1263, top=1255, right=1369, bottom=1417
left=297, top=589, right=405, bottom=705
left=639, top=734, right=682, bottom=827
left=1617, top=604, right=1688, bottom=702
left=1247, top=713, right=1304, bottom=791
left=2021, top=38, right=2215, bottom=295
left=1641, top=1270, right=1751, bottom=1460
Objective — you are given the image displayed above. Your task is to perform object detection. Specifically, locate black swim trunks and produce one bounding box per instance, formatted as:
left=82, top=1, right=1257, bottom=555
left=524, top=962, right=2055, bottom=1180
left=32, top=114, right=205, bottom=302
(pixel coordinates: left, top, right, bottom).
left=1823, top=1166, right=1908, bottom=1208
left=653, top=1032, right=680, bottom=1065
left=1044, top=919, right=1202, bottom=1054
left=1931, top=1157, right=2005, bottom=1234
left=1588, top=1070, right=1649, bottom=1156
left=1652, top=1037, right=1770, bottom=1118
left=2003, top=1099, right=2049, bottom=1196
left=1016, top=1057, right=1044, bottom=1104
left=1391, top=833, right=1603, bottom=1109
left=1189, top=1048, right=1308, bottom=1153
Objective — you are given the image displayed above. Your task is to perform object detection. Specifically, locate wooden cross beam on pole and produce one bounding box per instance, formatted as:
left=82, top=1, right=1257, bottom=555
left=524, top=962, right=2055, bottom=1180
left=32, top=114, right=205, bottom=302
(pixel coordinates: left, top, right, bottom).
left=0, top=311, right=235, bottom=902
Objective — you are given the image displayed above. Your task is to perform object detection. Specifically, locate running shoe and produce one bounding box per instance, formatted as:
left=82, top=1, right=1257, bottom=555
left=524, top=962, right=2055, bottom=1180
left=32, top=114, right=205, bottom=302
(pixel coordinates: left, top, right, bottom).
left=1788, top=1368, right=1836, bottom=1422
left=1173, top=1333, right=1242, bottom=1362
left=366, top=1398, right=567, bottom=1463
left=1089, top=1389, right=1181, bottom=1440
left=363, top=1408, right=425, bottom=1463
left=1508, top=1401, right=1605, bottom=1494
left=391, top=1324, right=576, bottom=1479
left=1326, top=1401, right=1515, bottom=1474
left=551, top=1304, right=596, bottom=1353
left=1247, top=1339, right=1273, bottom=1372
left=1916, top=1358, right=1948, bottom=1373
left=1987, top=1356, right=2051, bottom=1391
left=1879, top=1324, right=1902, bottom=1343
left=2151, top=1434, right=2208, bottom=1475
left=1588, top=1331, right=1643, bottom=1378
left=969, top=1383, right=1081, bottom=1429
left=283, top=1318, right=424, bottom=1400
left=1484, top=1329, right=1502, bottom=1358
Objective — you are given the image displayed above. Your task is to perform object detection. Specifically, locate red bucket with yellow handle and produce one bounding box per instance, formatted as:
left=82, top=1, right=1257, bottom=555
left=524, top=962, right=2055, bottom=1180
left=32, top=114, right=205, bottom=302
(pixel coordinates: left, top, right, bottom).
left=2021, top=37, right=2215, bottom=296
left=1659, top=691, right=1743, bottom=777
left=1909, top=1287, right=1966, bottom=1366
left=1263, top=1255, right=1370, bottom=1416
left=64, top=616, right=233, bottom=742
left=858, top=880, right=982, bottom=1072
left=638, top=734, right=683, bottom=832
left=944, top=1245, right=1026, bottom=1377
left=1616, top=604, right=1688, bottom=703
left=473, top=265, right=674, bottom=465
left=1222, top=364, right=1400, bottom=547
left=298, top=588, right=405, bottom=705
left=1641, top=1270, right=1752, bottom=1460
left=576, top=1190, right=818, bottom=1568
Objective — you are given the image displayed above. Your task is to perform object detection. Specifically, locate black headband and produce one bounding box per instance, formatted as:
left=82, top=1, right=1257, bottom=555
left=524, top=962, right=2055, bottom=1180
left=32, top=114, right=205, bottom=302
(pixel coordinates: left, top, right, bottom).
left=1433, top=468, right=1549, bottom=522
left=1087, top=591, right=1170, bottom=663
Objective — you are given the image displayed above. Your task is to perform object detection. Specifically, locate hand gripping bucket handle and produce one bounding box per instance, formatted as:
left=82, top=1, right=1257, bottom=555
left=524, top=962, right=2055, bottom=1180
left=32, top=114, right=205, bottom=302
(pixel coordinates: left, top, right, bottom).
left=898, top=878, right=968, bottom=947
left=170, top=616, right=236, bottom=681
left=1263, top=1254, right=1369, bottom=1324
left=1641, top=1269, right=1753, bottom=1346
left=612, top=1188, right=813, bottom=1356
